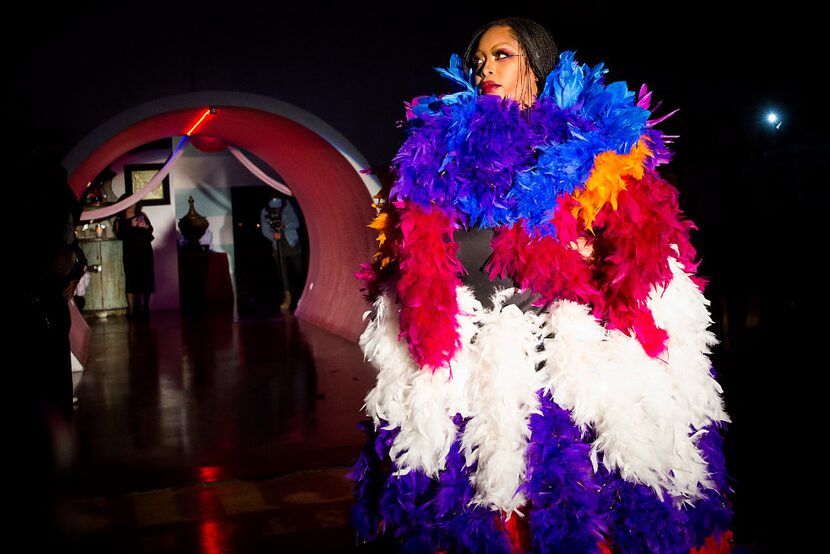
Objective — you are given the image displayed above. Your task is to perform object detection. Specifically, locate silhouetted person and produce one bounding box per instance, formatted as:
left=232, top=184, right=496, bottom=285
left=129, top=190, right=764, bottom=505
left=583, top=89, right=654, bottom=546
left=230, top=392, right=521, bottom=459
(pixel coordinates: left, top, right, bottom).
left=19, top=125, right=81, bottom=547
left=114, top=197, right=155, bottom=319
left=260, top=193, right=303, bottom=312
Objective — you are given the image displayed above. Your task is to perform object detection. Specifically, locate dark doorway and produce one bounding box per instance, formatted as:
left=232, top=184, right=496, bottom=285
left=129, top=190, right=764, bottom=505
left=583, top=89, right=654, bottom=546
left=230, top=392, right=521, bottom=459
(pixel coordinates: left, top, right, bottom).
left=231, top=186, right=308, bottom=318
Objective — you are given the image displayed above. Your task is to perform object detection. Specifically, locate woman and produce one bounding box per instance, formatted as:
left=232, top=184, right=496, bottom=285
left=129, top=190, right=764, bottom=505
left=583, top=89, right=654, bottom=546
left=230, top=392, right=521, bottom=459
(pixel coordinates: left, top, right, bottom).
left=114, top=198, right=155, bottom=319
left=352, top=17, right=734, bottom=553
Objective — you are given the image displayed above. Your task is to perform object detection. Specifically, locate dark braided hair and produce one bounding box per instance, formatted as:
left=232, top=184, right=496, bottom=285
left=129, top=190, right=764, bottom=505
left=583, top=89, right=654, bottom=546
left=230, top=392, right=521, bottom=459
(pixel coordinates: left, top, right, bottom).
left=463, top=17, right=559, bottom=103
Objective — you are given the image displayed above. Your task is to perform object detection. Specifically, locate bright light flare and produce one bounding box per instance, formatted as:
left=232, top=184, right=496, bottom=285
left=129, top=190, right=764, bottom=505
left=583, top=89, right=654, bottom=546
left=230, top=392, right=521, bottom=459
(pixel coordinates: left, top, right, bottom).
left=765, top=111, right=782, bottom=129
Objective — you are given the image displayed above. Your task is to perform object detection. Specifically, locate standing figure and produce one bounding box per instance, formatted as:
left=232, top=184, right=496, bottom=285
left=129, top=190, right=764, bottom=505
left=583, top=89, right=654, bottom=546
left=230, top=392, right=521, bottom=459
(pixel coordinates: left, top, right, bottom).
left=351, top=17, right=734, bottom=553
left=114, top=199, right=155, bottom=319
left=19, top=134, right=82, bottom=547
left=260, top=193, right=303, bottom=313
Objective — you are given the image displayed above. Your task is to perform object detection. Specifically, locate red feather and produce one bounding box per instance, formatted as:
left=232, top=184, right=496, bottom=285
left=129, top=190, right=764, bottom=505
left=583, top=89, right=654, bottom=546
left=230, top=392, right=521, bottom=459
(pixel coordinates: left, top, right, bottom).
left=396, top=203, right=463, bottom=371
left=592, top=170, right=701, bottom=356
left=488, top=221, right=600, bottom=308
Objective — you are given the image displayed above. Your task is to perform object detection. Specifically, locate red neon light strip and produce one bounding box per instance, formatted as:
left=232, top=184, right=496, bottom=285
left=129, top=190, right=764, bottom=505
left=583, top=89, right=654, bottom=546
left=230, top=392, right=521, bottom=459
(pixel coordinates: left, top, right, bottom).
left=186, top=109, right=212, bottom=136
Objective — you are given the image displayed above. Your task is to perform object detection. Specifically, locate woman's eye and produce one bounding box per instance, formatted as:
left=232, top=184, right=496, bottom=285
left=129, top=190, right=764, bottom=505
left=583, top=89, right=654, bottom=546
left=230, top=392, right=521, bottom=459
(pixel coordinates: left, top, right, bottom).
left=472, top=51, right=515, bottom=70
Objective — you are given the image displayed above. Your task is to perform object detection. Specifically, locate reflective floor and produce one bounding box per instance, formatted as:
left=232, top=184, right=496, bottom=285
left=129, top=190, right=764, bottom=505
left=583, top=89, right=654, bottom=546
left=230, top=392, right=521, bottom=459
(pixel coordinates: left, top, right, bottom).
left=41, top=303, right=779, bottom=552
left=57, top=308, right=391, bottom=553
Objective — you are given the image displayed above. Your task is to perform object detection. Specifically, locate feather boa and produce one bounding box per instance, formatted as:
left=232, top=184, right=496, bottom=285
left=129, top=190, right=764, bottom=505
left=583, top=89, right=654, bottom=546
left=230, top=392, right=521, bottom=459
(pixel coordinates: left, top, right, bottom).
left=351, top=416, right=732, bottom=553
left=362, top=287, right=481, bottom=476
left=460, top=288, right=546, bottom=514
left=361, top=50, right=696, bottom=367
left=522, top=393, right=608, bottom=553
left=355, top=194, right=401, bottom=301
left=350, top=415, right=515, bottom=552
left=590, top=171, right=703, bottom=356
left=395, top=203, right=464, bottom=369
left=361, top=287, right=545, bottom=511
left=541, top=260, right=728, bottom=501
left=391, top=51, right=657, bottom=234
left=353, top=50, right=733, bottom=552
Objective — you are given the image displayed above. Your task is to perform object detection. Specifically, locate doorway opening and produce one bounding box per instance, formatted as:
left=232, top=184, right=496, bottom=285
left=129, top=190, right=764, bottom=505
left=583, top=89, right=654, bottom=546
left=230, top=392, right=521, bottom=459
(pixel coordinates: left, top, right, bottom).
left=231, top=185, right=308, bottom=318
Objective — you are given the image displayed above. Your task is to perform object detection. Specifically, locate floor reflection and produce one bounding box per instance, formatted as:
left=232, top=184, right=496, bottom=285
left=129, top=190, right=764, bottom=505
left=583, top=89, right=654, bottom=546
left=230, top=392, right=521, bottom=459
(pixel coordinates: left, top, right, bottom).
left=63, top=308, right=379, bottom=552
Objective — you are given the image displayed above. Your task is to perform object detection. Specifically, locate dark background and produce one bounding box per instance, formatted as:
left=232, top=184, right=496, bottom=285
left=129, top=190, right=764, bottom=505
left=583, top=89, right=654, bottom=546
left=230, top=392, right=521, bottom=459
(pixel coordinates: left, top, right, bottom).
left=11, top=1, right=823, bottom=164
left=11, top=1, right=824, bottom=550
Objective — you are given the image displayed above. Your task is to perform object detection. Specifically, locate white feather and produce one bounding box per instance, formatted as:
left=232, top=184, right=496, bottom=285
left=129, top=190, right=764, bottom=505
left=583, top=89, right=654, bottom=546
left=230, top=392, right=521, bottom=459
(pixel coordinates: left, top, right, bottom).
left=360, top=293, right=419, bottom=430
left=389, top=365, right=459, bottom=476
left=460, top=288, right=546, bottom=514
left=360, top=288, right=482, bottom=477
left=541, top=258, right=730, bottom=504
left=650, top=257, right=730, bottom=428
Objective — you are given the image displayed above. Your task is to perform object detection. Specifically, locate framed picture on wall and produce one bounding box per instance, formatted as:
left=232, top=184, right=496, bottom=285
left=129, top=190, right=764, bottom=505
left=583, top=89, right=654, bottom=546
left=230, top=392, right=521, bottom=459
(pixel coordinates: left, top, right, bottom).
left=124, top=163, right=171, bottom=206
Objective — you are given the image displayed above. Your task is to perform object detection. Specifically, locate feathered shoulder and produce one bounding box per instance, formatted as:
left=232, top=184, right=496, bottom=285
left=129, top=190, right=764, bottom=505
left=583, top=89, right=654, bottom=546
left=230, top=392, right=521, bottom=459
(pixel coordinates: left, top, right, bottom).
left=390, top=51, right=675, bottom=235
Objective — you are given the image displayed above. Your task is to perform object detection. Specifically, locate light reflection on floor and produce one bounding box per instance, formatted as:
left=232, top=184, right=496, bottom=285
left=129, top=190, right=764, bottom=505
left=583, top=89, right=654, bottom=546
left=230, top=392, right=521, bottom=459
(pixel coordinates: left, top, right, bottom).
left=60, top=308, right=388, bottom=553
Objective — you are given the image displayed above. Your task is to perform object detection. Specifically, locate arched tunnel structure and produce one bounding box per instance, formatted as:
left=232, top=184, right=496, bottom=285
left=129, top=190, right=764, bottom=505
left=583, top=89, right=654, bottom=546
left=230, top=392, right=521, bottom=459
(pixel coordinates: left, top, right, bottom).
left=64, top=91, right=379, bottom=341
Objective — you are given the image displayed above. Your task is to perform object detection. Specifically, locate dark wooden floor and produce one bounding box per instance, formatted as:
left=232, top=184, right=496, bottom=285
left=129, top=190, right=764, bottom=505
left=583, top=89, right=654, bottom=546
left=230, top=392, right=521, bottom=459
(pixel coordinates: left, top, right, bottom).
left=54, top=308, right=392, bottom=553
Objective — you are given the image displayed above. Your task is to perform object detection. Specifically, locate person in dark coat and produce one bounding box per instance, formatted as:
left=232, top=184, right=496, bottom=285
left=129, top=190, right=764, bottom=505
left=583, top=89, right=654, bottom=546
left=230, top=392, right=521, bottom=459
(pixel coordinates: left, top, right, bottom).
left=17, top=123, right=81, bottom=547
left=114, top=198, right=155, bottom=318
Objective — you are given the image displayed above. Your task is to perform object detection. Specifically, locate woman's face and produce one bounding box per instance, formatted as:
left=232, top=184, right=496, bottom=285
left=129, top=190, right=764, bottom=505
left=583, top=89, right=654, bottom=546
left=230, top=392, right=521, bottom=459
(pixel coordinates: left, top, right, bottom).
left=472, top=25, right=537, bottom=107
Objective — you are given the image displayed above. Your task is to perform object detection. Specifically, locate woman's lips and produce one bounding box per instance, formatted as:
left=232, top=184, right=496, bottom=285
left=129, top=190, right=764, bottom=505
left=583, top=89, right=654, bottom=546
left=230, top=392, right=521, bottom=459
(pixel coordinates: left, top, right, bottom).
left=480, top=81, right=500, bottom=93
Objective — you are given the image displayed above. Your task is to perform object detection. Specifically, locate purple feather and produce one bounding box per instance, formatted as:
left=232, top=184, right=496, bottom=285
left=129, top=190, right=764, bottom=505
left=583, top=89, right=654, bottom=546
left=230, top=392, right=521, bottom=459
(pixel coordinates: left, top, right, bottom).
left=523, top=391, right=608, bottom=553
left=595, top=422, right=734, bottom=553
left=350, top=416, right=513, bottom=552
left=684, top=423, right=734, bottom=548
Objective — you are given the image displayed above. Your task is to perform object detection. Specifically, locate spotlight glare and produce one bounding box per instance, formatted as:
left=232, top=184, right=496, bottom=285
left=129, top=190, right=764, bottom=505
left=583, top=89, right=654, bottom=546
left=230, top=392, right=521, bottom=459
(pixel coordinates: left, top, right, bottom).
left=763, top=110, right=783, bottom=130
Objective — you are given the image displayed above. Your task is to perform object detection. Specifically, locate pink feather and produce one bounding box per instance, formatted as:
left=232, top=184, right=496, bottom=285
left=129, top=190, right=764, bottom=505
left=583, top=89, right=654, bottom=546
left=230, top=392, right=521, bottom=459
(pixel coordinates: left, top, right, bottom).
left=592, top=170, right=701, bottom=356
left=396, top=203, right=464, bottom=371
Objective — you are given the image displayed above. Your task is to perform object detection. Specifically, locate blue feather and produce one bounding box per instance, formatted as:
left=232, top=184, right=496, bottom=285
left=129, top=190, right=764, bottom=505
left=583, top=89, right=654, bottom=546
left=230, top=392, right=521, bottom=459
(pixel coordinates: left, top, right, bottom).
left=433, top=54, right=472, bottom=89
left=394, top=51, right=657, bottom=233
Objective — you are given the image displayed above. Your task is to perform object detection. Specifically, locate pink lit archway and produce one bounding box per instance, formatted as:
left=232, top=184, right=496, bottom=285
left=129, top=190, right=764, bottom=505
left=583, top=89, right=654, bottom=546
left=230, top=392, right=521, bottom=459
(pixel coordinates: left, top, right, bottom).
left=67, top=102, right=377, bottom=342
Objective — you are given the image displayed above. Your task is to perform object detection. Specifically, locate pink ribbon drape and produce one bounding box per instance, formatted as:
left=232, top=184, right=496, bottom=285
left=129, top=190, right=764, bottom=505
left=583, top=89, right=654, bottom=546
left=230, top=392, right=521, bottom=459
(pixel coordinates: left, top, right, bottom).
left=79, top=140, right=291, bottom=222
left=80, top=144, right=186, bottom=221
left=228, top=146, right=292, bottom=196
